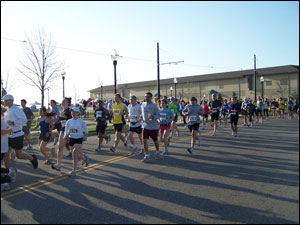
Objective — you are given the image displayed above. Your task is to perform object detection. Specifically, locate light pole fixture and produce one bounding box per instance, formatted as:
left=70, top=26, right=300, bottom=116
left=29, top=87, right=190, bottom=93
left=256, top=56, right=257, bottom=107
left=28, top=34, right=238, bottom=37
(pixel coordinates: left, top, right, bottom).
left=260, top=76, right=264, bottom=99
left=174, top=78, right=178, bottom=100
left=111, top=50, right=119, bottom=94
left=61, top=71, right=66, bottom=98
left=170, top=86, right=173, bottom=97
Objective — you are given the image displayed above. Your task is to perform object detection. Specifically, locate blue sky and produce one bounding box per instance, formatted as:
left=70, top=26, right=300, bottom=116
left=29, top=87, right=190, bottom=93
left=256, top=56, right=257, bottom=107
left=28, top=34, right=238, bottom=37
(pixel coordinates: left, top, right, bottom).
left=1, top=1, right=299, bottom=104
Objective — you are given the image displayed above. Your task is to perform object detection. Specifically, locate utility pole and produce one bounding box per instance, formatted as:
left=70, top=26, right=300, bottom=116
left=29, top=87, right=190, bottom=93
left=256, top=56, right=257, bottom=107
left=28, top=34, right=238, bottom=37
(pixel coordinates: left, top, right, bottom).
left=254, top=54, right=257, bottom=101
left=157, top=43, right=160, bottom=100
left=157, top=42, right=184, bottom=100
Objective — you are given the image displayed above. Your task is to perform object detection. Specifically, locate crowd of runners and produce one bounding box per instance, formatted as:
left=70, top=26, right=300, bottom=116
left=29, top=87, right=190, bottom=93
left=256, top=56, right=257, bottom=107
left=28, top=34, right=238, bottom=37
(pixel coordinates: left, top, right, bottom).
left=1, top=92, right=299, bottom=191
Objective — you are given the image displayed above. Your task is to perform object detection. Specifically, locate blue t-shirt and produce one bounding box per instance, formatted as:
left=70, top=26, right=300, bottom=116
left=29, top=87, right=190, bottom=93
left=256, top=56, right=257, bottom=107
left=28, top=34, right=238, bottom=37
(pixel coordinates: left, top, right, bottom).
left=51, top=106, right=60, bottom=123
left=159, top=109, right=173, bottom=125
left=222, top=103, right=229, bottom=113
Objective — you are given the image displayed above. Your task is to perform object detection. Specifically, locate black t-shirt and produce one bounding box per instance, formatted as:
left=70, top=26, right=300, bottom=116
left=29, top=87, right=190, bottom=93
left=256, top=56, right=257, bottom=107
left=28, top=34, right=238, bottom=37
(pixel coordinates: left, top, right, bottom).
left=23, top=107, right=34, bottom=120
left=209, top=100, right=222, bottom=113
left=229, top=103, right=240, bottom=116
left=60, top=107, right=72, bottom=131
left=94, top=108, right=109, bottom=126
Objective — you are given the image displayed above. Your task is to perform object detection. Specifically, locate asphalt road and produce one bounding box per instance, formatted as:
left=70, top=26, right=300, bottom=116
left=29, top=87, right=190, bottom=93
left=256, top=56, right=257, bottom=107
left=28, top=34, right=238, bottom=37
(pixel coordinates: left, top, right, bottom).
left=1, top=117, right=299, bottom=224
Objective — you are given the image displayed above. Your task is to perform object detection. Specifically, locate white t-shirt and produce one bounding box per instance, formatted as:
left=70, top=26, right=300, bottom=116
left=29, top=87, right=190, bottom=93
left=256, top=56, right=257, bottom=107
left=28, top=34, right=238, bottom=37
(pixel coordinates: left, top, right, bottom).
left=64, top=118, right=88, bottom=139
left=1, top=119, right=11, bottom=154
left=4, top=104, right=27, bottom=138
left=128, top=104, right=142, bottom=128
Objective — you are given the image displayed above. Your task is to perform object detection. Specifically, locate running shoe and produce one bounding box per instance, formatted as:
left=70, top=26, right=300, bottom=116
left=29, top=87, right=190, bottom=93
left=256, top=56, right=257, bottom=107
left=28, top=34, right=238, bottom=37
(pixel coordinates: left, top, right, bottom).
left=187, top=148, right=193, bottom=154
left=154, top=151, right=161, bottom=160
left=51, top=164, right=62, bottom=171
left=68, top=170, right=76, bottom=178
left=212, top=132, right=216, bottom=136
left=83, top=154, right=89, bottom=167
left=1, top=183, right=10, bottom=192
left=8, top=168, right=17, bottom=183
left=141, top=156, right=150, bottom=163
left=95, top=146, right=101, bottom=152
left=31, top=154, right=38, bottom=169
left=44, top=159, right=53, bottom=165
left=162, top=149, right=169, bottom=155
left=110, top=147, right=116, bottom=152
left=124, top=138, right=128, bottom=147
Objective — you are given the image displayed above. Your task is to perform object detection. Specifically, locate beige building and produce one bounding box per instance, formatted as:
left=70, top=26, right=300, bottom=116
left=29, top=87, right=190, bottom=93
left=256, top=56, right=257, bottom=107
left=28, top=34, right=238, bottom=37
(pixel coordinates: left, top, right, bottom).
left=89, top=65, right=299, bottom=102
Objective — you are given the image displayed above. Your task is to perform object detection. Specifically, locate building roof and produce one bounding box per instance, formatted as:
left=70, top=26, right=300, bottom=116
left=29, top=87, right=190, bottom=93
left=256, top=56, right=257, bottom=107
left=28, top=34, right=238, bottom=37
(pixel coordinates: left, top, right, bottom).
left=89, top=65, right=299, bottom=93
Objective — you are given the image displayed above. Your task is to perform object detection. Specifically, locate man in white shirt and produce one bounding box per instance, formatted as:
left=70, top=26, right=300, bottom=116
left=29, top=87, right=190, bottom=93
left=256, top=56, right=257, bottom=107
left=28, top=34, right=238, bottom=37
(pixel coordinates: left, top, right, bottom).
left=127, top=96, right=143, bottom=154
left=2, top=94, right=38, bottom=170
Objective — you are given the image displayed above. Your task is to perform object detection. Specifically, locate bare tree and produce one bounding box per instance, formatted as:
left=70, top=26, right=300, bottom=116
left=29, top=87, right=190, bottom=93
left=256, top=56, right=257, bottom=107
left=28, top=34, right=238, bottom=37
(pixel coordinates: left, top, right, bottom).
left=275, top=81, right=288, bottom=98
left=17, top=28, right=64, bottom=107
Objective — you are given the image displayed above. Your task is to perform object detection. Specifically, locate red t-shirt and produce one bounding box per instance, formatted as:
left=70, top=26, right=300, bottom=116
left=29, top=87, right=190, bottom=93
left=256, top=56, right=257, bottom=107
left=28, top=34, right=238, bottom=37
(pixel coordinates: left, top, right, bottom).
left=202, top=105, right=209, bottom=115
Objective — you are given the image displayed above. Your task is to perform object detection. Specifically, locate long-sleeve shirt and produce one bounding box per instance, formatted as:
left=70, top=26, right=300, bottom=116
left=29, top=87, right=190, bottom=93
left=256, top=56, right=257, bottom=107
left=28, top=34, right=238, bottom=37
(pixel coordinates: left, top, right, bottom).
left=4, top=104, right=27, bottom=138
left=64, top=118, right=88, bottom=139
left=141, top=102, right=160, bottom=130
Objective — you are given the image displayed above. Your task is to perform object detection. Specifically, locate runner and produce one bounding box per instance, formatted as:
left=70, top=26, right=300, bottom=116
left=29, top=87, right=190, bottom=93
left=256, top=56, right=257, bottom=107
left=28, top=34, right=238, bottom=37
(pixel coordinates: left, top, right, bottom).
left=278, top=97, right=285, bottom=118
left=64, top=107, right=89, bottom=178
left=141, top=92, right=160, bottom=163
left=182, top=97, right=203, bottom=154
left=2, top=94, right=38, bottom=170
left=271, top=98, right=278, bottom=118
left=110, top=94, right=128, bottom=153
left=50, top=100, right=61, bottom=145
left=229, top=96, right=240, bottom=137
left=241, top=97, right=249, bottom=126
left=21, top=99, right=35, bottom=150
left=168, top=93, right=181, bottom=138
left=287, top=97, right=294, bottom=120
left=1, top=106, right=16, bottom=192
left=51, top=97, right=72, bottom=171
left=201, top=100, right=209, bottom=130
left=246, top=99, right=256, bottom=127
left=159, top=99, right=174, bottom=155
left=31, top=107, right=56, bottom=164
left=256, top=96, right=264, bottom=123
left=94, top=100, right=111, bottom=151
left=221, top=98, right=230, bottom=128
left=209, top=93, right=222, bottom=136
left=263, top=98, right=270, bottom=120
left=127, top=96, right=143, bottom=155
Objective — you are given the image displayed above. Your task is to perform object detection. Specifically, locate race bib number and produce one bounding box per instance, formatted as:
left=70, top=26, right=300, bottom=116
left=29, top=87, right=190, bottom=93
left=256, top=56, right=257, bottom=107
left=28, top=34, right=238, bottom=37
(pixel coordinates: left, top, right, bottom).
left=70, top=128, right=78, bottom=134
left=96, top=111, right=102, bottom=118
left=231, top=110, right=237, bottom=115
left=212, top=108, right=217, bottom=113
left=114, top=109, right=120, bottom=116
left=190, top=115, right=197, bottom=122
left=160, top=113, right=166, bottom=121
left=130, top=115, right=138, bottom=122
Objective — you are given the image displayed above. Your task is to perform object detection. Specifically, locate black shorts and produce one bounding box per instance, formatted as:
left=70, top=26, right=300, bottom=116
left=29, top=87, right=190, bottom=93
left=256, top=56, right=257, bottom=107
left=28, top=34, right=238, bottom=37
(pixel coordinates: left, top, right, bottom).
left=96, top=125, right=107, bottom=135
left=173, top=114, right=178, bottom=122
left=69, top=138, right=84, bottom=146
left=230, top=115, right=239, bottom=125
left=129, top=126, right=142, bottom=134
left=113, top=124, right=123, bottom=133
left=54, top=122, right=62, bottom=132
left=188, top=123, right=200, bottom=132
left=211, top=113, right=219, bottom=122
left=8, top=135, right=24, bottom=150
left=39, top=133, right=51, bottom=143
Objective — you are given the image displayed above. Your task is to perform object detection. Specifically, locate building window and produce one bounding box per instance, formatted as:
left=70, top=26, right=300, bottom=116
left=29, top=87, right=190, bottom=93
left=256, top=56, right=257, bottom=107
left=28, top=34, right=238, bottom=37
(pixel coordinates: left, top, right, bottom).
left=280, top=79, right=288, bottom=85
left=266, top=81, right=272, bottom=86
left=219, top=84, right=224, bottom=89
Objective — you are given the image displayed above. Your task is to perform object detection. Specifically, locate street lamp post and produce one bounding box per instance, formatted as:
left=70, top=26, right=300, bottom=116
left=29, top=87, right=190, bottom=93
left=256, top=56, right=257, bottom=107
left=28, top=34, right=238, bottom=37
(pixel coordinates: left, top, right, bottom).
left=61, top=71, right=66, bottom=98
left=170, top=86, right=173, bottom=97
left=260, top=76, right=264, bottom=99
left=111, top=50, right=119, bottom=94
left=174, top=78, right=178, bottom=100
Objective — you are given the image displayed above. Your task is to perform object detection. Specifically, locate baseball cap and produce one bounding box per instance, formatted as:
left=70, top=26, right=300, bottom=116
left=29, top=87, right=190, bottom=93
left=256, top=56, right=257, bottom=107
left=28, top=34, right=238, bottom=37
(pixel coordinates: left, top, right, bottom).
left=191, top=97, right=197, bottom=101
left=71, top=107, right=80, bottom=112
left=2, top=94, right=14, bottom=101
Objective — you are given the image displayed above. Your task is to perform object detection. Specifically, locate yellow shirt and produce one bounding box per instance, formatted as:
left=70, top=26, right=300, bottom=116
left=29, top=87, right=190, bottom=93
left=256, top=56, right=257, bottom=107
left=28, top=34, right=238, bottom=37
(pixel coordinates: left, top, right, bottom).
left=278, top=100, right=285, bottom=110
left=112, top=103, right=125, bottom=124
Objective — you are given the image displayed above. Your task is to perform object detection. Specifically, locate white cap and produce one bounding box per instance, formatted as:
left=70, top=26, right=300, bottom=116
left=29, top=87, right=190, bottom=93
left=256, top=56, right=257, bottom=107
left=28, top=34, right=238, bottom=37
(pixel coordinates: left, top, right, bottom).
left=1, top=94, right=14, bottom=101
left=71, top=107, right=80, bottom=113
